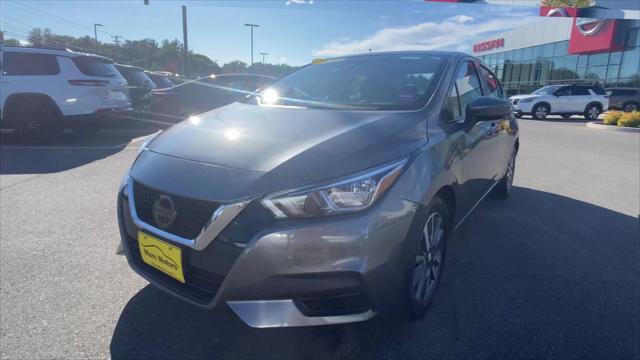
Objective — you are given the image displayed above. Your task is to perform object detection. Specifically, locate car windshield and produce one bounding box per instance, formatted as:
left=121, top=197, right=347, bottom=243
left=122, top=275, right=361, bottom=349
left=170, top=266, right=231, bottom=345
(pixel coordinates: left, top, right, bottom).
left=249, top=54, right=448, bottom=110
left=532, top=86, right=562, bottom=95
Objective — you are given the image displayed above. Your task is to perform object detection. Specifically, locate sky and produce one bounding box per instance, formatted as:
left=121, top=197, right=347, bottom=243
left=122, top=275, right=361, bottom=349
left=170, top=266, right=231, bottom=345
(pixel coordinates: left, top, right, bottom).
left=1, top=0, right=541, bottom=66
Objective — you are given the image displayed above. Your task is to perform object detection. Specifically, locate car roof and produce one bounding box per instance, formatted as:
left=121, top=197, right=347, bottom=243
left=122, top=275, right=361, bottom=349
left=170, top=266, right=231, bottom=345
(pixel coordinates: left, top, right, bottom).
left=1, top=46, right=114, bottom=62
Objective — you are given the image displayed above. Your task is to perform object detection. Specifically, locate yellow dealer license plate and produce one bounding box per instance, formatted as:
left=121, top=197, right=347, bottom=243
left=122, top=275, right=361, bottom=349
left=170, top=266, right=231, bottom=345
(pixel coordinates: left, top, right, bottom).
left=138, top=232, right=185, bottom=283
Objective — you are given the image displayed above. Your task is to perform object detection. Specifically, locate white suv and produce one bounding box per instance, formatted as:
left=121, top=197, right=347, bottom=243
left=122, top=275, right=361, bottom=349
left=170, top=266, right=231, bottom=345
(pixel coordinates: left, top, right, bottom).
left=510, top=85, right=609, bottom=120
left=0, top=46, right=132, bottom=143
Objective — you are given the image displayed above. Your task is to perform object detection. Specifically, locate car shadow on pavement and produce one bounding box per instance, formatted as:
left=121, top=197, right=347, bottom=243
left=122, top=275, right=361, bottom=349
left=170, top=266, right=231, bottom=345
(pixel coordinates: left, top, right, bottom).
left=110, top=186, right=638, bottom=360
left=0, top=128, right=159, bottom=174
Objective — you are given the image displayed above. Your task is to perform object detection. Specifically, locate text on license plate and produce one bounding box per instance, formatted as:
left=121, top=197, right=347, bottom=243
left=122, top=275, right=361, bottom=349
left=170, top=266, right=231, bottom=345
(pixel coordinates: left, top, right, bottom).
left=138, top=231, right=185, bottom=283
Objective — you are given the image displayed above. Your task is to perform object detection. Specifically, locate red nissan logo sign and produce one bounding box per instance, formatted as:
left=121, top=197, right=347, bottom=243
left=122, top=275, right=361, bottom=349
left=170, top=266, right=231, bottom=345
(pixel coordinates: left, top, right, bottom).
left=473, top=38, right=505, bottom=53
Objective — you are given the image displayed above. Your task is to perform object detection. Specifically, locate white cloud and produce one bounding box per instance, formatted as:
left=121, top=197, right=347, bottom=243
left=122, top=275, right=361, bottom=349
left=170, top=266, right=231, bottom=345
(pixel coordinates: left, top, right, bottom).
left=285, top=0, right=313, bottom=5
left=313, top=15, right=536, bottom=57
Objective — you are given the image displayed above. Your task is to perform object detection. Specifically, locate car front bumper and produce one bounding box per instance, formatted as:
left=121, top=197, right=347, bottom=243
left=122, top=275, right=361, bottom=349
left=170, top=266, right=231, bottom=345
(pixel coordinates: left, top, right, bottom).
left=118, top=177, right=422, bottom=328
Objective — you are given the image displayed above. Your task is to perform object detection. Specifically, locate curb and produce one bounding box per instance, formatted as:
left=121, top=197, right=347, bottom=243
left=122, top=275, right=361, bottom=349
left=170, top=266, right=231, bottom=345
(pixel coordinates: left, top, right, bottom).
left=586, top=122, right=640, bottom=133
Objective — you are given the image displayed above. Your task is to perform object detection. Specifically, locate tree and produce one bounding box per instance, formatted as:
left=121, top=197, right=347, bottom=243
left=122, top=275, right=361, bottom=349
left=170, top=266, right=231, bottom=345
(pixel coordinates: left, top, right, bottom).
left=222, top=60, right=248, bottom=74
left=541, top=0, right=592, bottom=8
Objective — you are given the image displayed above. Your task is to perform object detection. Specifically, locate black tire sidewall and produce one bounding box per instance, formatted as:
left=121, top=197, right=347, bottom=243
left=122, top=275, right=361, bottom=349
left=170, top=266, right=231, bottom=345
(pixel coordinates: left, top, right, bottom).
left=18, top=103, right=61, bottom=144
left=623, top=102, right=638, bottom=113
left=406, top=197, right=450, bottom=319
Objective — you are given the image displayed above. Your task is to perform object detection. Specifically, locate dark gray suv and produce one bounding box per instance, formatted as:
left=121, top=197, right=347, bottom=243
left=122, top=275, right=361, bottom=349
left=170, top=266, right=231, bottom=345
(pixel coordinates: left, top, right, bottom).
left=118, top=52, right=519, bottom=328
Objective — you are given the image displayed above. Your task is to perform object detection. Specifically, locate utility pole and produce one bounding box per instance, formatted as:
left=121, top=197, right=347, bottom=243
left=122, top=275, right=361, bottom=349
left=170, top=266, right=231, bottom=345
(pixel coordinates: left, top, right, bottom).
left=111, top=34, right=121, bottom=61
left=368, top=48, right=372, bottom=54
left=93, top=23, right=103, bottom=53
left=259, top=52, right=268, bottom=63
left=244, top=24, right=259, bottom=65
left=182, top=6, right=190, bottom=77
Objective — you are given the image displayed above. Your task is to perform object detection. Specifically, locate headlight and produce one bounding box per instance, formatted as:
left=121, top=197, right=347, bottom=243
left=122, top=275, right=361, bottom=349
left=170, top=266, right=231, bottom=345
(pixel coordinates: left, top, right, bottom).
left=261, top=159, right=407, bottom=219
left=519, top=98, right=534, bottom=103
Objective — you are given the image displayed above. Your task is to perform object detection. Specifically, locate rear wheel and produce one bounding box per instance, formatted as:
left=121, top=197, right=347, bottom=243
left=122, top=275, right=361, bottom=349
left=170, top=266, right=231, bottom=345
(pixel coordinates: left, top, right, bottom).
left=407, top=197, right=449, bottom=319
left=584, top=104, right=602, bottom=120
left=532, top=103, right=549, bottom=120
left=623, top=102, right=638, bottom=113
left=17, top=102, right=62, bottom=144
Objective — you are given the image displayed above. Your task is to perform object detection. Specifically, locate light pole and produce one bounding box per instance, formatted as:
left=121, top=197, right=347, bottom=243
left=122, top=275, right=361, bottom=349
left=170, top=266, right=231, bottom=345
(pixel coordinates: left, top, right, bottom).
left=259, top=52, right=268, bottom=63
left=244, top=24, right=259, bottom=65
left=93, top=24, right=103, bottom=53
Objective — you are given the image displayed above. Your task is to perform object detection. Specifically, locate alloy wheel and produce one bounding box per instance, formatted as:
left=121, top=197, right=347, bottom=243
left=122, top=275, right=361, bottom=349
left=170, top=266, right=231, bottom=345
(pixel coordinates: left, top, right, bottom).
left=624, top=103, right=638, bottom=112
left=587, top=106, right=600, bottom=120
left=535, top=105, right=548, bottom=119
left=413, top=212, right=445, bottom=305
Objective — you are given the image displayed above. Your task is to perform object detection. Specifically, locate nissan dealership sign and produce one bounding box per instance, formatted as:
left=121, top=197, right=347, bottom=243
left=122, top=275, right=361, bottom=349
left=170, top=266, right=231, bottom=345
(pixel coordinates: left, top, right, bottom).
left=473, top=38, right=504, bottom=53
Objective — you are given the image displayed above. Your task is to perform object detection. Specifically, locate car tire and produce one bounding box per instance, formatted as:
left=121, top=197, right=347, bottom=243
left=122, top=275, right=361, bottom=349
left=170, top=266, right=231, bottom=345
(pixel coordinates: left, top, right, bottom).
left=532, top=103, right=549, bottom=120
left=561, top=114, right=572, bottom=119
left=584, top=103, right=602, bottom=121
left=492, top=148, right=516, bottom=199
left=623, top=102, right=639, bottom=113
left=17, top=101, right=62, bottom=145
left=406, top=196, right=449, bottom=319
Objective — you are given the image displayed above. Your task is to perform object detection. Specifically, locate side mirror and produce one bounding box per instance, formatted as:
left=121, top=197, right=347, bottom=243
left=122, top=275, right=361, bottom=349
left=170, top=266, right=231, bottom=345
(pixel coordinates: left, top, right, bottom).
left=465, top=96, right=511, bottom=124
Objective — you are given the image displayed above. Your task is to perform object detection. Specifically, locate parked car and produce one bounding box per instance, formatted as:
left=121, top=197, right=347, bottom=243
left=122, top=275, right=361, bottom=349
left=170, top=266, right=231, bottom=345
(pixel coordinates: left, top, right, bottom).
left=115, top=64, right=156, bottom=111
left=148, top=74, right=275, bottom=122
left=117, top=51, right=519, bottom=327
left=146, top=71, right=175, bottom=89
left=510, top=84, right=608, bottom=120
left=0, top=46, right=131, bottom=143
left=605, top=88, right=640, bottom=112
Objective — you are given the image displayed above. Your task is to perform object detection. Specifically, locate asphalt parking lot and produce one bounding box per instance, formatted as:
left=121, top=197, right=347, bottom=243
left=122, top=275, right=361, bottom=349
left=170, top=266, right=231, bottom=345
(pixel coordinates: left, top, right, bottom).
left=0, top=117, right=638, bottom=359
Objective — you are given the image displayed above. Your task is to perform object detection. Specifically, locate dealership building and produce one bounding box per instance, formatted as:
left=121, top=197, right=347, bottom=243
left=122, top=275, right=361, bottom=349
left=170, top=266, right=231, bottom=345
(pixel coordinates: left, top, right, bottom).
left=471, top=6, right=640, bottom=96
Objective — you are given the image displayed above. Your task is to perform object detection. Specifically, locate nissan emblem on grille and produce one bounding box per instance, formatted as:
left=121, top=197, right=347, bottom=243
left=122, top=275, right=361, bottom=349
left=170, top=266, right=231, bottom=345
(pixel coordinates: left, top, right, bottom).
left=153, top=194, right=177, bottom=229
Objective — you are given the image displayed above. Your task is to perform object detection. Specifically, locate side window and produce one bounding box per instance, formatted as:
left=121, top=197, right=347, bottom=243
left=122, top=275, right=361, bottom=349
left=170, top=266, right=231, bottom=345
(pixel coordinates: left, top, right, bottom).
left=444, top=84, right=462, bottom=121
left=478, top=65, right=502, bottom=99
left=572, top=87, right=590, bottom=96
left=454, top=61, right=483, bottom=113
left=2, top=52, right=60, bottom=76
left=555, top=87, right=571, bottom=96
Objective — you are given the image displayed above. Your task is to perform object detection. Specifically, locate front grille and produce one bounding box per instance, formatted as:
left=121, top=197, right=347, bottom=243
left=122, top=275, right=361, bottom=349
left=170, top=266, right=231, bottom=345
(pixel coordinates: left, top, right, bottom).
left=132, top=180, right=219, bottom=239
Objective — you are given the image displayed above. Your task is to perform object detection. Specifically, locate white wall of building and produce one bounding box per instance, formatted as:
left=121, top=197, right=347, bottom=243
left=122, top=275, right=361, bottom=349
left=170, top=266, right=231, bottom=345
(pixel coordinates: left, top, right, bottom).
left=474, top=18, right=573, bottom=55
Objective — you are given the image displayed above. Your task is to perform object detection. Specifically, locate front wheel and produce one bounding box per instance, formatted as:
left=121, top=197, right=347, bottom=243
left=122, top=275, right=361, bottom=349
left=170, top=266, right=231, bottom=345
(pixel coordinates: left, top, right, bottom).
left=532, top=103, right=549, bottom=120
left=584, top=104, right=602, bottom=120
left=492, top=149, right=516, bottom=199
left=407, top=197, right=449, bottom=319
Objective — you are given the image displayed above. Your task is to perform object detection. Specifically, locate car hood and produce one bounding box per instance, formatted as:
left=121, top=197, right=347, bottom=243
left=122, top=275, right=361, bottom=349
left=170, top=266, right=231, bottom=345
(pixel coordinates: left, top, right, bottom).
left=145, top=102, right=426, bottom=183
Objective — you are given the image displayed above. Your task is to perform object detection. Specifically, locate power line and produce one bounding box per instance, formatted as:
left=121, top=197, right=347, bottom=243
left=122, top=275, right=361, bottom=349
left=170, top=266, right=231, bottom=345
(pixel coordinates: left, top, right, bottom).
left=7, top=0, right=129, bottom=40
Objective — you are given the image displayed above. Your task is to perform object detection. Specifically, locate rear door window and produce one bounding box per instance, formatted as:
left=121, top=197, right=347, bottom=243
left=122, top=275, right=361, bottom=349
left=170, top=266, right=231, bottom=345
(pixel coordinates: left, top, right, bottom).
left=2, top=52, right=60, bottom=76
left=572, top=87, right=590, bottom=96
left=72, top=57, right=118, bottom=78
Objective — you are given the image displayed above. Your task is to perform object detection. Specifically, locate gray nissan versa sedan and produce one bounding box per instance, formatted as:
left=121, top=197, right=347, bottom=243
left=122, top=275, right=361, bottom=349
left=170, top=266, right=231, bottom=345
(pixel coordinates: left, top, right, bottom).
left=118, top=51, right=519, bottom=328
